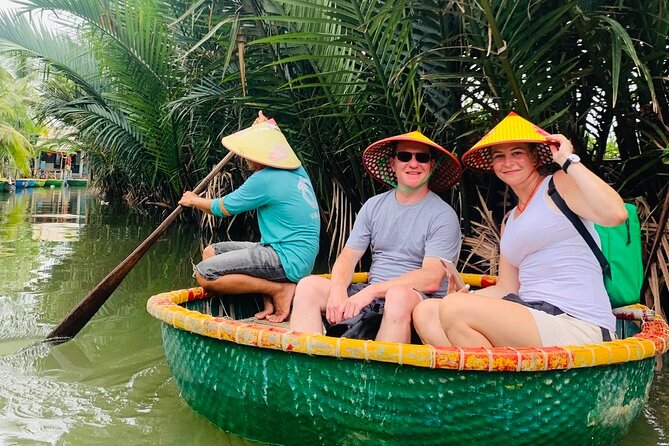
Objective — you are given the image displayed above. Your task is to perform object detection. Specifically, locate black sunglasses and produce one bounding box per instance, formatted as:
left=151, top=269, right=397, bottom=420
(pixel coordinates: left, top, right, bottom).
left=395, top=151, right=432, bottom=163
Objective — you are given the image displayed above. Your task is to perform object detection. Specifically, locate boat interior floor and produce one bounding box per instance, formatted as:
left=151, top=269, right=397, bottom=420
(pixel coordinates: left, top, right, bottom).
left=188, top=294, right=291, bottom=329
left=237, top=316, right=290, bottom=329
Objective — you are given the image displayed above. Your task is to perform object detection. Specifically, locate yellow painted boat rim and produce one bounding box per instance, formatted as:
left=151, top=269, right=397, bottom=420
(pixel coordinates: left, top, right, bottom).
left=147, top=287, right=669, bottom=372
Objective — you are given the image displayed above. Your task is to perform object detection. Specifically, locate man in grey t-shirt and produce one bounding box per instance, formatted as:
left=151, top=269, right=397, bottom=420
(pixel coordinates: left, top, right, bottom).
left=290, top=131, right=462, bottom=343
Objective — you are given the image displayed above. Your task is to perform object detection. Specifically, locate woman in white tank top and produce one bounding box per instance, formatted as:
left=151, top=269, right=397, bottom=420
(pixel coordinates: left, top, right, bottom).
left=413, top=112, right=628, bottom=347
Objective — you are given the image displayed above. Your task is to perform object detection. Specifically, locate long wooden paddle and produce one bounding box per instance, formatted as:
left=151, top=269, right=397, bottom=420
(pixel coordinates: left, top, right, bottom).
left=46, top=151, right=236, bottom=344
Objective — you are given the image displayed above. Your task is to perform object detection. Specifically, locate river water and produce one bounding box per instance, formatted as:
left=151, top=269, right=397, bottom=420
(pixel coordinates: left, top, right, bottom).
left=0, top=187, right=667, bottom=445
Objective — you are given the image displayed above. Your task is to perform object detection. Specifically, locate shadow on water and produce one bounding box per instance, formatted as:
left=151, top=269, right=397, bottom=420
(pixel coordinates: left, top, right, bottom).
left=0, top=187, right=668, bottom=445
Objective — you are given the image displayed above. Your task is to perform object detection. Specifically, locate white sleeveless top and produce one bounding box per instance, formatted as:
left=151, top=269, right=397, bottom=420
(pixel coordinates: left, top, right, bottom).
left=500, top=176, right=615, bottom=331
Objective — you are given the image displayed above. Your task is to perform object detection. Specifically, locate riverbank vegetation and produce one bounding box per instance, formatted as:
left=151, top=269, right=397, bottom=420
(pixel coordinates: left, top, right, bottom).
left=0, top=0, right=667, bottom=310
left=0, top=63, right=38, bottom=176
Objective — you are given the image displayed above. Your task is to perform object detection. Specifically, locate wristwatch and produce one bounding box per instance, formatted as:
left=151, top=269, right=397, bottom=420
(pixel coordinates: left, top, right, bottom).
left=561, top=154, right=581, bottom=173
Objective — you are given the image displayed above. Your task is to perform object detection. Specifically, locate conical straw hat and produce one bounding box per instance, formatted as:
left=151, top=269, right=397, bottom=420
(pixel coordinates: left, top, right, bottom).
left=362, top=131, right=461, bottom=192
left=221, top=119, right=301, bottom=170
left=461, top=112, right=553, bottom=171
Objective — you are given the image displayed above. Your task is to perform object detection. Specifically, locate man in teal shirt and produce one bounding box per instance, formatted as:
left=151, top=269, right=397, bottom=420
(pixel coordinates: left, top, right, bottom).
left=179, top=112, right=320, bottom=322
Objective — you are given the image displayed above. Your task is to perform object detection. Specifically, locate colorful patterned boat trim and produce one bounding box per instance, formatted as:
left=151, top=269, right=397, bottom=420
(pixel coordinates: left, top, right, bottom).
left=147, top=285, right=669, bottom=372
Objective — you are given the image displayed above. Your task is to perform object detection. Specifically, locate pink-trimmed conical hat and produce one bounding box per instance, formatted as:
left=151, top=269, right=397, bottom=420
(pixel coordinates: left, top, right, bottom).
left=362, top=131, right=461, bottom=192
left=221, top=119, right=300, bottom=170
left=461, top=112, right=553, bottom=171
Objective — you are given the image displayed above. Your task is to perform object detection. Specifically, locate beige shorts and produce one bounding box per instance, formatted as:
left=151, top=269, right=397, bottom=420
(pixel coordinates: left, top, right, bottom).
left=527, top=309, right=616, bottom=347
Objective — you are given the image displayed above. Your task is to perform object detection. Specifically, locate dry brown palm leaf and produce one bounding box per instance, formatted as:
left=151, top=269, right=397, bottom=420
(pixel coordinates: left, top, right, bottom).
left=635, top=196, right=668, bottom=320
left=461, top=187, right=501, bottom=275
left=237, top=30, right=246, bottom=97
left=325, top=179, right=355, bottom=268
left=200, top=167, right=238, bottom=246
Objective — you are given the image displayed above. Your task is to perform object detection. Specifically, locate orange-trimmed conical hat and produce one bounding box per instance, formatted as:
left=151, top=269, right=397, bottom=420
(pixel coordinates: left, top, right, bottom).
left=362, top=131, right=461, bottom=192
left=221, top=119, right=301, bottom=169
left=461, top=112, right=553, bottom=171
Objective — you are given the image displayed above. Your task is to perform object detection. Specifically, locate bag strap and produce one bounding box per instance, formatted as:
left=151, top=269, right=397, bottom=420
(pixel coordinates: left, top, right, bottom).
left=547, top=177, right=611, bottom=279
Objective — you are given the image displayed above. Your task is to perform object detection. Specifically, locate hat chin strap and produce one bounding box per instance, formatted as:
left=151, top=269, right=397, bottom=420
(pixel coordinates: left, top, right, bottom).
left=396, top=175, right=430, bottom=193
left=384, top=157, right=441, bottom=192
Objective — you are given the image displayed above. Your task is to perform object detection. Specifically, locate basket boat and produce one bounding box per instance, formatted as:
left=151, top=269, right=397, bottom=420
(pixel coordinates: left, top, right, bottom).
left=44, top=179, right=64, bottom=187
left=147, top=273, right=668, bottom=446
left=66, top=178, right=88, bottom=187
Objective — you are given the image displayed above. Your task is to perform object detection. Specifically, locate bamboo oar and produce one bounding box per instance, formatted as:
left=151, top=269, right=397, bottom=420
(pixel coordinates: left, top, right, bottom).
left=46, top=151, right=236, bottom=344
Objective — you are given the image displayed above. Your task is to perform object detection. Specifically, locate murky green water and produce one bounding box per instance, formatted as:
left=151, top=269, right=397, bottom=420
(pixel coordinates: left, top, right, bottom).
left=0, top=187, right=254, bottom=445
left=0, top=187, right=667, bottom=445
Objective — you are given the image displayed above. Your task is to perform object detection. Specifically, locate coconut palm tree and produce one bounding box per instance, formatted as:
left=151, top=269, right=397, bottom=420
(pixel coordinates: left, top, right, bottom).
left=0, top=64, right=36, bottom=176
left=1, top=0, right=666, bottom=255
left=0, top=0, right=194, bottom=202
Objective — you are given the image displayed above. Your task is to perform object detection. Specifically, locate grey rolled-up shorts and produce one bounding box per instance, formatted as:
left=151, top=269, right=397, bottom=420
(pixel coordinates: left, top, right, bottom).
left=194, top=241, right=289, bottom=282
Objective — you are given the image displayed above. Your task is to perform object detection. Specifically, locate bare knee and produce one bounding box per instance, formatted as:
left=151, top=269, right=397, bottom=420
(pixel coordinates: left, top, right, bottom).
left=202, top=245, right=215, bottom=260
left=383, top=286, right=422, bottom=320
left=439, top=292, right=474, bottom=327
left=413, top=299, right=440, bottom=329
left=293, top=276, right=330, bottom=309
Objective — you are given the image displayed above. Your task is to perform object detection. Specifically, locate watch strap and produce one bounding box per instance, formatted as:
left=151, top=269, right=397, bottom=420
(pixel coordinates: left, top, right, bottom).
left=561, top=158, right=572, bottom=173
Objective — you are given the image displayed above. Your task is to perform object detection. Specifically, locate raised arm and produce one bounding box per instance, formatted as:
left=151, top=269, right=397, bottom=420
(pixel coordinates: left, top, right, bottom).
left=547, top=134, right=627, bottom=226
left=178, top=191, right=213, bottom=214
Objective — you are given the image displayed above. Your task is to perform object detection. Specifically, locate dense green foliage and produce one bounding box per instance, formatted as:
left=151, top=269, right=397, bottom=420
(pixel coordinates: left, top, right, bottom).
left=0, top=64, right=37, bottom=176
left=0, top=0, right=667, bottom=240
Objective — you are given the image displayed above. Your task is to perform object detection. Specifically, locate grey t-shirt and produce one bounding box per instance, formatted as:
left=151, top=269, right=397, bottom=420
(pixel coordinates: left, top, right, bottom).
left=346, top=190, right=461, bottom=295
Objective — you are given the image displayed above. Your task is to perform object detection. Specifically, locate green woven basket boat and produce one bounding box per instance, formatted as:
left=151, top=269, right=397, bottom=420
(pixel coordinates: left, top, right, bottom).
left=147, top=274, right=669, bottom=446
left=44, top=179, right=64, bottom=187
left=66, top=178, right=88, bottom=187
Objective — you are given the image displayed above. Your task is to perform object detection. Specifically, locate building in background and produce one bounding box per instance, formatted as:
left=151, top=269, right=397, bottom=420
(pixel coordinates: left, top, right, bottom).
left=37, top=149, right=87, bottom=179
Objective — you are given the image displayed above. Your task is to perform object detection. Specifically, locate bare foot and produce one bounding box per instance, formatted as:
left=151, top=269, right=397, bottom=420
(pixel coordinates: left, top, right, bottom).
left=255, top=295, right=275, bottom=320
left=266, top=283, right=297, bottom=323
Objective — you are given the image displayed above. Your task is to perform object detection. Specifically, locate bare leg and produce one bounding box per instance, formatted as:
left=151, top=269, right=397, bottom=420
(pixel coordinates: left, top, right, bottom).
left=289, top=276, right=332, bottom=333
left=412, top=298, right=451, bottom=346
left=375, top=286, right=422, bottom=343
left=201, top=244, right=278, bottom=319
left=266, top=285, right=295, bottom=323
left=196, top=273, right=296, bottom=323
left=439, top=292, right=542, bottom=347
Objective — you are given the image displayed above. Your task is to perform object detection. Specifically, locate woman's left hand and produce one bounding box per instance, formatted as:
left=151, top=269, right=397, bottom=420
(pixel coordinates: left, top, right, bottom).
left=446, top=273, right=470, bottom=295
left=545, top=133, right=574, bottom=168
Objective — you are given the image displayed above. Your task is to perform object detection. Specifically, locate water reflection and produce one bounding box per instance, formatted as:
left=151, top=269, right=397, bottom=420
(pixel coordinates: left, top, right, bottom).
left=0, top=187, right=256, bottom=445
left=0, top=187, right=667, bottom=445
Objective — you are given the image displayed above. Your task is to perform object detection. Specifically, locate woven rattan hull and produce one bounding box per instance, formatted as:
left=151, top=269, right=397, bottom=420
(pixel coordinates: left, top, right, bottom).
left=161, top=322, right=654, bottom=446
